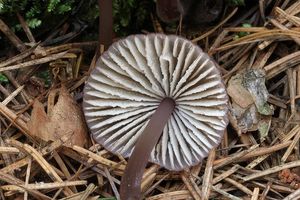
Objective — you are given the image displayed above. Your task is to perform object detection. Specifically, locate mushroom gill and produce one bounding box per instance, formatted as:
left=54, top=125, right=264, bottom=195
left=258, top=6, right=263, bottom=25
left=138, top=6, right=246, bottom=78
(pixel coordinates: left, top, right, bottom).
left=83, top=34, right=228, bottom=171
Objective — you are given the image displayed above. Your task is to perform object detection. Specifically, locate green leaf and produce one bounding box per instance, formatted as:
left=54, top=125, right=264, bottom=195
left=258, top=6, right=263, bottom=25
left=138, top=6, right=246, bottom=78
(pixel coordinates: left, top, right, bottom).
left=36, top=70, right=51, bottom=87
left=0, top=0, right=29, bottom=13
left=238, top=23, right=252, bottom=37
left=0, top=2, right=4, bottom=12
left=127, top=0, right=135, bottom=7
left=48, top=0, right=61, bottom=12
left=26, top=4, right=41, bottom=18
left=242, top=23, right=252, bottom=28
left=0, top=73, right=8, bottom=83
left=57, top=4, right=72, bottom=14
left=233, top=23, right=252, bottom=39
left=120, top=16, right=130, bottom=27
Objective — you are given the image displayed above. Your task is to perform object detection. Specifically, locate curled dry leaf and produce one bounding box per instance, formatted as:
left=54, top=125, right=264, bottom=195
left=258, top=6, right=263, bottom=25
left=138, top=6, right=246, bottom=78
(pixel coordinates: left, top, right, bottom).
left=228, top=70, right=273, bottom=135
left=228, top=69, right=273, bottom=114
left=243, top=69, right=273, bottom=115
left=27, top=86, right=88, bottom=147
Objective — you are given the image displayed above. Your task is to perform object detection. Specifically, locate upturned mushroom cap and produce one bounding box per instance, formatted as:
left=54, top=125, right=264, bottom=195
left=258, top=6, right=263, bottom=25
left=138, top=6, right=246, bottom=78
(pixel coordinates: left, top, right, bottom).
left=83, top=34, right=228, bottom=171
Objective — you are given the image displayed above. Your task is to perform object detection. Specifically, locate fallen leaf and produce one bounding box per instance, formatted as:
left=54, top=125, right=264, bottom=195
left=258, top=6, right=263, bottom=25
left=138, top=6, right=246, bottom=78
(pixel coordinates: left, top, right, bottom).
left=233, top=103, right=258, bottom=132
left=243, top=69, right=273, bottom=115
left=227, top=74, right=254, bottom=108
left=229, top=70, right=274, bottom=134
left=27, top=86, right=88, bottom=147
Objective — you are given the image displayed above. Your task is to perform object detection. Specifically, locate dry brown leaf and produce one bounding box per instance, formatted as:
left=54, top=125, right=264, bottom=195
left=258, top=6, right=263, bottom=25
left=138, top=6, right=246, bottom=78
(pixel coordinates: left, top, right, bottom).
left=27, top=86, right=88, bottom=147
left=227, top=74, right=254, bottom=108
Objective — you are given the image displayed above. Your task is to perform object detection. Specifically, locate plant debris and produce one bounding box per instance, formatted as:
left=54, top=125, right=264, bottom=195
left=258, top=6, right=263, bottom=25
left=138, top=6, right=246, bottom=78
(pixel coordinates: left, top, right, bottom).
left=28, top=86, right=88, bottom=147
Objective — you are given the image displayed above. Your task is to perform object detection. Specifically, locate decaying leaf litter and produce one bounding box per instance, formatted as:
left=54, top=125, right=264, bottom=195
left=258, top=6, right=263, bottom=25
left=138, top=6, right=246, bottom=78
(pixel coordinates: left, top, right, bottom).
left=1, top=0, right=300, bottom=199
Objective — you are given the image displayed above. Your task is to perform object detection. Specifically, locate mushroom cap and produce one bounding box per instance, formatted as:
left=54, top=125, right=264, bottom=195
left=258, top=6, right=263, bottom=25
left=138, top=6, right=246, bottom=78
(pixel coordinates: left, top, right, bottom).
left=83, top=34, right=228, bottom=171
left=156, top=0, right=180, bottom=23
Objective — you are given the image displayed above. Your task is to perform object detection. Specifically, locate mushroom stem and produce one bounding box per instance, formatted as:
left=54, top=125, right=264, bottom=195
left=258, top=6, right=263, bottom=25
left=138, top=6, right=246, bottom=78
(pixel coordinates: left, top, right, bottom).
left=120, top=97, right=175, bottom=200
left=98, top=0, right=113, bottom=50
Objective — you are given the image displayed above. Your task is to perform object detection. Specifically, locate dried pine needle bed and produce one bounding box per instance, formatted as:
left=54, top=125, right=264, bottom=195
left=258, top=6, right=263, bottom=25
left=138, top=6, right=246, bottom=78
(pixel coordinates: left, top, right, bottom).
left=1, top=1, right=300, bottom=199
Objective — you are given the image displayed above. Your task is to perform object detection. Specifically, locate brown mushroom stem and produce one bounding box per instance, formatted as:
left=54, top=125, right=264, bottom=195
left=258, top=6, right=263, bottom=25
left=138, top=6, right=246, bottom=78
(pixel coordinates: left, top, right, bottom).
left=98, top=0, right=113, bottom=50
left=120, top=97, right=175, bottom=200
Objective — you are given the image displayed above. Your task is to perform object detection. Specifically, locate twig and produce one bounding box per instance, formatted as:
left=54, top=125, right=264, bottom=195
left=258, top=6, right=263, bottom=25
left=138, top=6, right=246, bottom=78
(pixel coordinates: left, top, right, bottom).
left=0, top=44, right=39, bottom=68
left=104, top=167, right=120, bottom=200
left=141, top=173, right=156, bottom=193
left=0, top=171, right=51, bottom=200
left=0, top=51, right=67, bottom=72
left=0, top=147, right=19, bottom=154
left=201, top=148, right=215, bottom=200
left=79, top=183, right=96, bottom=200
left=212, top=186, right=243, bottom=200
left=143, top=174, right=169, bottom=198
left=1, top=181, right=87, bottom=191
left=0, top=19, right=26, bottom=52
left=16, top=12, right=36, bottom=43
left=224, top=177, right=253, bottom=195
left=0, top=103, right=34, bottom=142
left=242, top=160, right=300, bottom=181
left=24, top=158, right=31, bottom=200
left=275, top=7, right=300, bottom=27
left=283, top=189, right=300, bottom=200
left=281, top=131, right=300, bottom=162
left=2, top=85, right=25, bottom=106
left=1, top=136, right=68, bottom=174
left=72, top=145, right=125, bottom=171
left=260, top=182, right=272, bottom=200
left=269, top=18, right=300, bottom=45
left=212, top=165, right=240, bottom=184
left=251, top=187, right=260, bottom=200
left=214, top=144, right=259, bottom=169
left=192, top=8, right=238, bottom=43
left=259, top=2, right=300, bottom=49
left=287, top=68, right=296, bottom=115
left=8, top=139, right=73, bottom=196
left=146, top=190, right=192, bottom=200
left=181, top=171, right=201, bottom=200
left=53, top=151, right=77, bottom=193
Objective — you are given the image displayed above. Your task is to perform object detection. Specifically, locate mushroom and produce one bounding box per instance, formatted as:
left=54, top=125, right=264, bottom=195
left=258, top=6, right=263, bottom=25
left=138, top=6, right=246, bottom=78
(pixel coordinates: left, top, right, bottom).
left=156, top=0, right=181, bottom=23
left=156, top=0, right=224, bottom=26
left=83, top=34, right=228, bottom=199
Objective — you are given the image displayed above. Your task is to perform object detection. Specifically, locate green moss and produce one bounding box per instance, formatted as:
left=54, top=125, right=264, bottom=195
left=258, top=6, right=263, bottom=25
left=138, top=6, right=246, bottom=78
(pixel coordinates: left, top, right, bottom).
left=0, top=0, right=153, bottom=44
left=233, top=23, right=252, bottom=40
left=0, top=0, right=76, bottom=31
left=113, top=0, right=154, bottom=36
